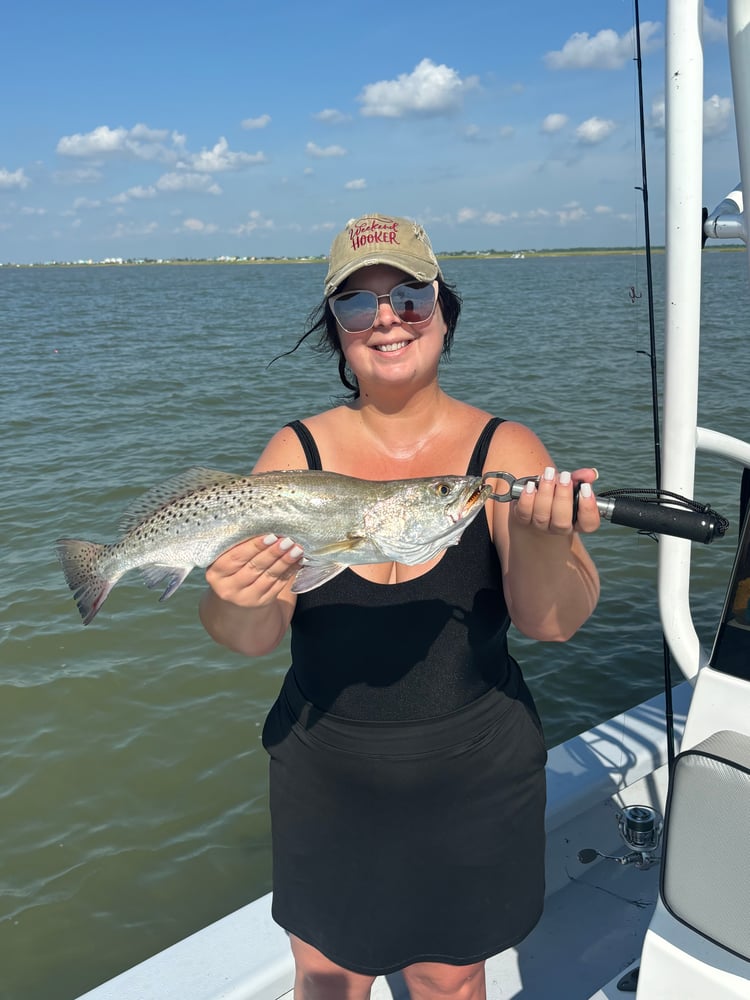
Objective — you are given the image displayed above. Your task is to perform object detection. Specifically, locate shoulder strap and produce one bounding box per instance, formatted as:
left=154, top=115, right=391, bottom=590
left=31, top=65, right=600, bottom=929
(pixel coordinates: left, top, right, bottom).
left=285, top=420, right=322, bottom=471
left=467, top=417, right=505, bottom=475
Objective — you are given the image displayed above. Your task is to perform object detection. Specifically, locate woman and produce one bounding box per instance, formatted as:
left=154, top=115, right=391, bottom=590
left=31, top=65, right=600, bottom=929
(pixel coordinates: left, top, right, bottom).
left=200, top=213, right=600, bottom=1000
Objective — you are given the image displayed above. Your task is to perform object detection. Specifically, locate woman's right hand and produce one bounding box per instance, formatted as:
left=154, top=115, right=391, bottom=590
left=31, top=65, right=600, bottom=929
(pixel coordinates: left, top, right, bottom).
left=205, top=533, right=305, bottom=609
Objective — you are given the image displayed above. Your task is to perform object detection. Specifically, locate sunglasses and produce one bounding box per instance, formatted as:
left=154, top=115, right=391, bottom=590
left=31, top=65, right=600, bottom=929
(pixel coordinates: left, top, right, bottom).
left=329, top=280, right=438, bottom=334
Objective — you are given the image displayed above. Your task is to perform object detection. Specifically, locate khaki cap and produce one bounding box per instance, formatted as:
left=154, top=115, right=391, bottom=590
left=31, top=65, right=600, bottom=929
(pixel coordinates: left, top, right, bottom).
left=324, top=213, right=441, bottom=296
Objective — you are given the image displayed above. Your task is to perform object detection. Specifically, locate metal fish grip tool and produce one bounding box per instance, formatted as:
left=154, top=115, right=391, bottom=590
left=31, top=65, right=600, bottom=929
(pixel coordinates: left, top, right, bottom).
left=481, top=472, right=729, bottom=544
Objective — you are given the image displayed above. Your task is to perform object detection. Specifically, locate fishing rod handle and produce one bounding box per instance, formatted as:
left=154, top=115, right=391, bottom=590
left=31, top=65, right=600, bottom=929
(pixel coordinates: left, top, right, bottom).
left=598, top=496, right=719, bottom=544
left=508, top=481, right=719, bottom=543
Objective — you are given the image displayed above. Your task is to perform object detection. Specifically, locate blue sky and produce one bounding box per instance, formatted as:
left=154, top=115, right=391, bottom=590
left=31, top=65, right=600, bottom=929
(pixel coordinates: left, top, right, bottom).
left=0, top=1, right=737, bottom=263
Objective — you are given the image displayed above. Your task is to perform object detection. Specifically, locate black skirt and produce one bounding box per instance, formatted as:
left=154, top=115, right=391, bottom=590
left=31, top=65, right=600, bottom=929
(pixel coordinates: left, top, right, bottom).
left=261, top=663, right=547, bottom=976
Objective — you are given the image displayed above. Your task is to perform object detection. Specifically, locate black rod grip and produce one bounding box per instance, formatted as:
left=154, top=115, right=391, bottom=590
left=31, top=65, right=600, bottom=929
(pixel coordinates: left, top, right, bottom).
left=605, top=497, right=718, bottom=543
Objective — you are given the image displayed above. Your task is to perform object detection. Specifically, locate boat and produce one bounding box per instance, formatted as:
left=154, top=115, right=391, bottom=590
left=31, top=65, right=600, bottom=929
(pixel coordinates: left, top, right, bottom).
left=75, top=3, right=750, bottom=997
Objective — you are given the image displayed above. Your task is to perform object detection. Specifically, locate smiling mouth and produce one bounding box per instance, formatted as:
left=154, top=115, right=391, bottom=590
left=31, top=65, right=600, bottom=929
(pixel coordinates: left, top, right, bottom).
left=375, top=341, right=410, bottom=353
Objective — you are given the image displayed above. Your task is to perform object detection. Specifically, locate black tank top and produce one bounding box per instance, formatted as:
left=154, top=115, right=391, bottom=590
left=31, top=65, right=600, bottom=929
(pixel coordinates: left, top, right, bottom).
left=286, top=417, right=512, bottom=721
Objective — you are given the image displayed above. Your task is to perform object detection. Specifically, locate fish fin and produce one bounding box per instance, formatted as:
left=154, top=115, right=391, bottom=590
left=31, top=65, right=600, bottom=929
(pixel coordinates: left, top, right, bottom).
left=291, top=562, right=348, bottom=593
left=119, top=467, right=239, bottom=533
left=312, top=535, right=368, bottom=556
left=140, top=564, right=193, bottom=601
left=56, top=538, right=117, bottom=626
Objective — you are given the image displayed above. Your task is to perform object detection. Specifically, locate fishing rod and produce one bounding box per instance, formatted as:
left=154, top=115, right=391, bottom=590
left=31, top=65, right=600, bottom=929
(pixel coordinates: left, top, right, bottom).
left=633, top=0, right=673, bottom=771
left=633, top=0, right=661, bottom=492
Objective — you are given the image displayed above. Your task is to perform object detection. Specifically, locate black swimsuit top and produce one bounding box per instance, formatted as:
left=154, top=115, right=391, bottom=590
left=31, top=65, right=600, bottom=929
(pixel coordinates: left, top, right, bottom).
left=287, top=417, right=512, bottom=721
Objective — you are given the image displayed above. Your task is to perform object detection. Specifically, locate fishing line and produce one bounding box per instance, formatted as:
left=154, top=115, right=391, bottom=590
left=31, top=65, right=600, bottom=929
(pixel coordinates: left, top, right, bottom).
left=632, top=0, right=676, bottom=774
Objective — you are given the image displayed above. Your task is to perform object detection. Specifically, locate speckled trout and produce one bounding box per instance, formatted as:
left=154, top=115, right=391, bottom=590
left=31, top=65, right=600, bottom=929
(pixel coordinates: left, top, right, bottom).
left=56, top=467, right=492, bottom=625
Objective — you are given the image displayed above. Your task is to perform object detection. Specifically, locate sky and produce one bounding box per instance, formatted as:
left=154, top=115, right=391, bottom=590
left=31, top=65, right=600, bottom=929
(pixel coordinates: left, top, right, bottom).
left=0, top=1, right=738, bottom=264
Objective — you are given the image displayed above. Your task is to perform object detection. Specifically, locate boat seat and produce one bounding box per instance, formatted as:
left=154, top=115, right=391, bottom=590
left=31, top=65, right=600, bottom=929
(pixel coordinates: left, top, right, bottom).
left=660, top=729, right=750, bottom=961
left=636, top=729, right=750, bottom=998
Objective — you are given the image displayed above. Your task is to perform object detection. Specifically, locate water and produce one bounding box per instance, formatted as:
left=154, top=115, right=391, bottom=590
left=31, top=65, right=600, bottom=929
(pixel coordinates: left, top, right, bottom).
left=1, top=252, right=748, bottom=999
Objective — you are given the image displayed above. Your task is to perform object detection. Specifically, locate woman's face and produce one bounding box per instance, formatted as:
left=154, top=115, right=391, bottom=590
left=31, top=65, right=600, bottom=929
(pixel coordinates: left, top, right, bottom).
left=332, top=264, right=447, bottom=391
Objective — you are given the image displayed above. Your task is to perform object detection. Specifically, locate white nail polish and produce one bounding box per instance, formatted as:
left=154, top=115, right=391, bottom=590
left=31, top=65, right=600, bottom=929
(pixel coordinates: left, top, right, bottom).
left=279, top=537, right=295, bottom=551
left=525, top=480, right=536, bottom=494
left=580, top=482, right=592, bottom=498
left=289, top=545, right=303, bottom=559
left=559, top=470, right=571, bottom=486
left=263, top=534, right=278, bottom=545
left=543, top=466, right=555, bottom=482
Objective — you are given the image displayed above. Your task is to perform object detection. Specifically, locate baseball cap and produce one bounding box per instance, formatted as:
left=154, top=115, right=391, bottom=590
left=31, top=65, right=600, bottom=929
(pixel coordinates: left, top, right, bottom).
left=324, top=213, right=441, bottom=296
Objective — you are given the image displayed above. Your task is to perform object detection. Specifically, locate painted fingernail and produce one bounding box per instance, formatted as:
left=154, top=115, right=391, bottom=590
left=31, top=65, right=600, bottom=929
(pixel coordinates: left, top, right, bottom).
left=580, top=482, right=592, bottom=498
left=543, top=466, right=555, bottom=482
left=279, top=537, right=295, bottom=551
left=559, top=470, right=571, bottom=486
left=591, top=468, right=599, bottom=481
left=289, top=545, right=303, bottom=559
left=263, top=534, right=278, bottom=545
left=525, top=480, right=536, bottom=494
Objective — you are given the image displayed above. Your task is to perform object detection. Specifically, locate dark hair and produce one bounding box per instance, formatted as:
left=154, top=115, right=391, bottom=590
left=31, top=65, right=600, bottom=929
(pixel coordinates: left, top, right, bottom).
left=272, top=275, right=462, bottom=398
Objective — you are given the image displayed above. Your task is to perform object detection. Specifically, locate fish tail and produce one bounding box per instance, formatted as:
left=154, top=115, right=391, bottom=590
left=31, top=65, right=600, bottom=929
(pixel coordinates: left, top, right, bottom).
left=55, top=538, right=119, bottom=625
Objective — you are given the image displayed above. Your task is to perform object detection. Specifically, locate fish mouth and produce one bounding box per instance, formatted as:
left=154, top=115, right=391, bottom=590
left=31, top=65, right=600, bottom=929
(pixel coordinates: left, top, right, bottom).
left=454, top=483, right=492, bottom=521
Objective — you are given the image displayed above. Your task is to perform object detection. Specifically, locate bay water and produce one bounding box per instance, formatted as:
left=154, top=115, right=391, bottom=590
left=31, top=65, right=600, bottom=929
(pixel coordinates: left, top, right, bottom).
left=1, top=251, right=748, bottom=999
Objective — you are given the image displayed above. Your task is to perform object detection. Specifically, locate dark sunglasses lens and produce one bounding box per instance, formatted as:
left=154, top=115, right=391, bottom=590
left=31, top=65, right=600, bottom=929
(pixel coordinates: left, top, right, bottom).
left=331, top=290, right=377, bottom=333
left=390, top=282, right=436, bottom=323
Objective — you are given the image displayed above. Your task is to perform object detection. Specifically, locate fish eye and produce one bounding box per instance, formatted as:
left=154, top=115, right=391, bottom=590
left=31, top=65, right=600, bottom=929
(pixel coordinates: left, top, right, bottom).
left=435, top=482, right=452, bottom=497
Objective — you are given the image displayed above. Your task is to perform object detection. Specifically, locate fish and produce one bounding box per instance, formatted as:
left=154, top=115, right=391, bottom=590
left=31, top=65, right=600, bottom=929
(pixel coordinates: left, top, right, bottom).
left=56, top=467, right=492, bottom=625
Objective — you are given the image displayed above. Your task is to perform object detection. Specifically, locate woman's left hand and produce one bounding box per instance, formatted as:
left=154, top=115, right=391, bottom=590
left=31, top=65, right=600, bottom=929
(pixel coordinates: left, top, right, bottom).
left=512, top=466, right=600, bottom=535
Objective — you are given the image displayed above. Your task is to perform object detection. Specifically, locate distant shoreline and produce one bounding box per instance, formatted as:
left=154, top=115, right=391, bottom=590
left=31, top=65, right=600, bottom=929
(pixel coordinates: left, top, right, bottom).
left=1, top=245, right=745, bottom=269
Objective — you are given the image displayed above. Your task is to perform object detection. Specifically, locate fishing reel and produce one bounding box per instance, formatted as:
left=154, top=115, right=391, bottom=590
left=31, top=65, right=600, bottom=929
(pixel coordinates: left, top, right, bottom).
left=578, top=804, right=663, bottom=871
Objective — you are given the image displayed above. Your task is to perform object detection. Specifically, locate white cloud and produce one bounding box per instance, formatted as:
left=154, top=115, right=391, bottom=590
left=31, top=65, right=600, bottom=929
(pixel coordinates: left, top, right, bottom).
left=704, top=94, right=733, bottom=137
left=124, top=185, right=157, bottom=200
left=313, top=109, right=351, bottom=125
left=575, top=116, right=616, bottom=144
left=230, top=210, right=275, bottom=236
left=111, top=220, right=159, bottom=239
left=180, top=217, right=218, bottom=233
left=155, top=172, right=222, bottom=194
left=57, top=125, right=127, bottom=156
left=0, top=167, right=30, bottom=190
left=457, top=208, right=478, bottom=223
left=241, top=114, right=271, bottom=130
left=72, top=197, right=102, bottom=210
left=358, top=58, right=478, bottom=118
left=481, top=212, right=511, bottom=225
left=703, top=6, right=727, bottom=42
left=183, top=137, right=266, bottom=172
left=545, top=23, right=661, bottom=71
left=557, top=202, right=586, bottom=224
left=56, top=123, right=180, bottom=163
left=344, top=178, right=366, bottom=190
left=306, top=142, right=347, bottom=158
left=56, top=125, right=261, bottom=174
left=53, top=166, right=103, bottom=185
left=650, top=97, right=665, bottom=131
left=542, top=113, right=568, bottom=134
left=649, top=94, right=732, bottom=138
left=109, top=185, right=158, bottom=205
